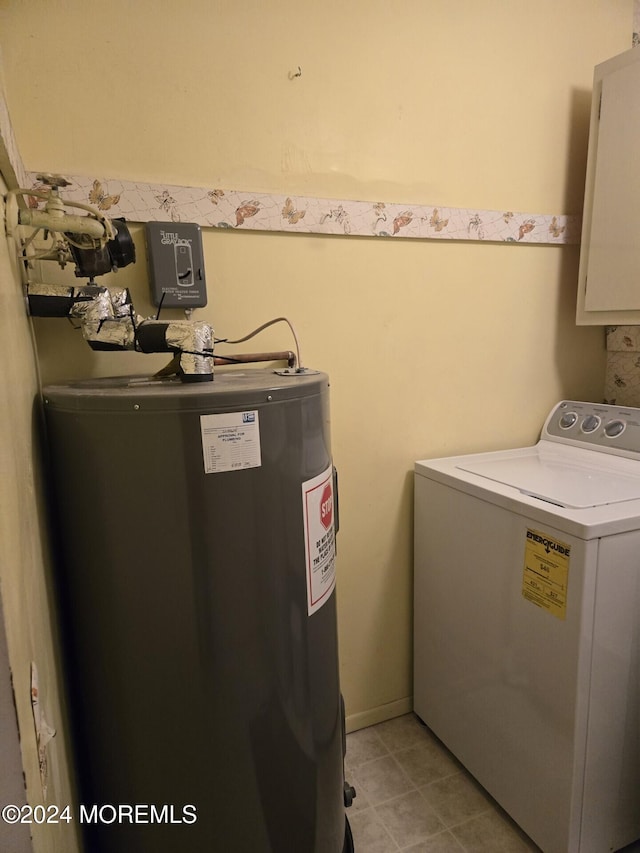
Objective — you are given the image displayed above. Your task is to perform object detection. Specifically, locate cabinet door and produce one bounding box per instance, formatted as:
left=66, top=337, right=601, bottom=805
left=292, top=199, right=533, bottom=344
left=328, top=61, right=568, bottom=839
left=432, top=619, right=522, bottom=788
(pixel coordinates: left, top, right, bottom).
left=577, top=47, right=640, bottom=324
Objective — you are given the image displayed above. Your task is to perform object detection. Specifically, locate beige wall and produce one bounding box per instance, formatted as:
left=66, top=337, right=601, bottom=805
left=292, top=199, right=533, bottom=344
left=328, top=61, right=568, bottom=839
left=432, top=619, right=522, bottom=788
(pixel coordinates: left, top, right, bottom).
left=0, top=8, right=631, bottom=827
left=0, top=174, right=79, bottom=850
left=0, top=0, right=632, bottom=213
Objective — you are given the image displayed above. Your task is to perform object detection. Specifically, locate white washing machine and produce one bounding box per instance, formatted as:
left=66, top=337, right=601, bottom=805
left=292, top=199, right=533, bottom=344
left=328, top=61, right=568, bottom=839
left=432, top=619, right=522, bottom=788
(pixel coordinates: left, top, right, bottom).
left=414, top=401, right=640, bottom=853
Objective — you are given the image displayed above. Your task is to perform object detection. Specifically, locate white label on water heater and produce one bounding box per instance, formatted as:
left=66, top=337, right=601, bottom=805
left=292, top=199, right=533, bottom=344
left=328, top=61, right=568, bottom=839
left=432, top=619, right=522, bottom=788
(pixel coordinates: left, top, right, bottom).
left=302, top=465, right=336, bottom=616
left=200, top=410, right=261, bottom=473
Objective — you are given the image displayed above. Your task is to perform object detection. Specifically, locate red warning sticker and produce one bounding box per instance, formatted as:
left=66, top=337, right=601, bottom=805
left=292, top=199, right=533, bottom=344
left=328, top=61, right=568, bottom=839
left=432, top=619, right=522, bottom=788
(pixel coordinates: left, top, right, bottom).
left=302, top=465, right=336, bottom=615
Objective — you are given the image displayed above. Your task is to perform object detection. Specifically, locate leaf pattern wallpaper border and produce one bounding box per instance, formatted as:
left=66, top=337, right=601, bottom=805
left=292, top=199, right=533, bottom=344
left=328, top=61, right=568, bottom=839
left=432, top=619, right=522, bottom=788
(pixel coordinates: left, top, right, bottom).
left=24, top=173, right=580, bottom=245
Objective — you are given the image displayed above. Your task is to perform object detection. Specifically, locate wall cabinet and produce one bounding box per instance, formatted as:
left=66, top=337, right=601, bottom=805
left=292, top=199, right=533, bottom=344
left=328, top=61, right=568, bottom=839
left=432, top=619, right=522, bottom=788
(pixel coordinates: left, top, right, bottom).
left=577, top=46, right=640, bottom=325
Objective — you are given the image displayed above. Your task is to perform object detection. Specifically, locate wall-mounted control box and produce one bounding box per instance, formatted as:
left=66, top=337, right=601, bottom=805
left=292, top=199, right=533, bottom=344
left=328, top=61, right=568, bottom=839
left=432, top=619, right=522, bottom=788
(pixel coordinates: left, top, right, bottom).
left=145, top=222, right=207, bottom=308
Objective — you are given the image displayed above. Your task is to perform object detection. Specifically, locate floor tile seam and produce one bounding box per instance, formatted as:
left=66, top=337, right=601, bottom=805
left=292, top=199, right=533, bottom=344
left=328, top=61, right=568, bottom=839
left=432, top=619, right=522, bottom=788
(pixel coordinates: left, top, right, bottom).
left=414, top=767, right=464, bottom=790
left=345, top=748, right=392, bottom=770
left=396, top=828, right=467, bottom=852
left=350, top=730, right=388, bottom=750
left=352, top=749, right=423, bottom=803
left=382, top=734, right=438, bottom=756
left=380, top=736, right=429, bottom=751
left=414, top=783, right=495, bottom=830
left=351, top=806, right=404, bottom=852
left=417, top=766, right=489, bottom=794
left=447, top=807, right=543, bottom=852
left=388, top=741, right=465, bottom=775
left=383, top=831, right=403, bottom=853
left=344, top=741, right=389, bottom=763
left=385, top=751, right=423, bottom=799
left=350, top=754, right=494, bottom=820
left=366, top=782, right=423, bottom=810
left=370, top=792, right=453, bottom=843
left=372, top=798, right=453, bottom=848
left=443, top=805, right=508, bottom=840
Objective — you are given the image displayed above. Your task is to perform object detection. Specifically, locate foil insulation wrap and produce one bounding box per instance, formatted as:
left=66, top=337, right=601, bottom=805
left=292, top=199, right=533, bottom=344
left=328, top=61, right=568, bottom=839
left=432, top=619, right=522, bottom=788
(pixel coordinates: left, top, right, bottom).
left=70, top=288, right=113, bottom=323
left=27, top=282, right=108, bottom=318
left=84, top=318, right=138, bottom=350
left=70, top=288, right=142, bottom=350
left=28, top=283, right=76, bottom=299
left=109, top=288, right=135, bottom=318
left=166, top=321, right=214, bottom=379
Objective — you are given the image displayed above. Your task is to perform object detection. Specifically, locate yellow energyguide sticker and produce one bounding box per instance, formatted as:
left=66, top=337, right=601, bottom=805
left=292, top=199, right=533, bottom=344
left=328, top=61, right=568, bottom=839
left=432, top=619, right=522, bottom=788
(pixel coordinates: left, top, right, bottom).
left=522, top=528, right=570, bottom=620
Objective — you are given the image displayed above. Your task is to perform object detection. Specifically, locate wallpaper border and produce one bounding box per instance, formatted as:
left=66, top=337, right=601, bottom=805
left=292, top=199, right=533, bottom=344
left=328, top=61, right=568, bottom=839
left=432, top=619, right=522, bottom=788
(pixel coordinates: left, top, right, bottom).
left=23, top=172, right=580, bottom=246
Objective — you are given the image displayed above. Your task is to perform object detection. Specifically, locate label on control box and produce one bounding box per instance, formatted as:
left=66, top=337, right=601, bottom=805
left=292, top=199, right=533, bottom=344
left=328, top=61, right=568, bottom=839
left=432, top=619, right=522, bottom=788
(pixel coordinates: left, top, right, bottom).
left=522, top=528, right=570, bottom=620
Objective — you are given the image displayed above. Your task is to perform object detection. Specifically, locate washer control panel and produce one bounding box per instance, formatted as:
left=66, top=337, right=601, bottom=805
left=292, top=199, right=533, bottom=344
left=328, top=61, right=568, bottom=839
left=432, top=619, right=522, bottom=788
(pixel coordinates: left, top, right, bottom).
left=544, top=401, right=640, bottom=456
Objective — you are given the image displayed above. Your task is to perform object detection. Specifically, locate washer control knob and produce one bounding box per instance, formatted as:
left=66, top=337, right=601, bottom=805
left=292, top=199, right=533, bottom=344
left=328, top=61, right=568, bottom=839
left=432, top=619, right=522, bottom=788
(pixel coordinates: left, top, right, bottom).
left=604, top=419, right=626, bottom=438
left=581, top=415, right=601, bottom=433
left=559, top=412, right=578, bottom=429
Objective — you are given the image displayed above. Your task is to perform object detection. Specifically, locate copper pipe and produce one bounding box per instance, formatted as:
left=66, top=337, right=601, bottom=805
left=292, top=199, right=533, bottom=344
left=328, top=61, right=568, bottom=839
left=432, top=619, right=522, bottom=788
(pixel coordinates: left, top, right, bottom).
left=213, top=350, right=297, bottom=368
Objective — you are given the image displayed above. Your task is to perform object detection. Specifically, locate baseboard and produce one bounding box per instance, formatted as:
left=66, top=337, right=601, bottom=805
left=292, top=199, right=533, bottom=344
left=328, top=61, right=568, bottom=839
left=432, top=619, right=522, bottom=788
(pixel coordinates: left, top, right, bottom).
left=345, top=696, right=413, bottom=733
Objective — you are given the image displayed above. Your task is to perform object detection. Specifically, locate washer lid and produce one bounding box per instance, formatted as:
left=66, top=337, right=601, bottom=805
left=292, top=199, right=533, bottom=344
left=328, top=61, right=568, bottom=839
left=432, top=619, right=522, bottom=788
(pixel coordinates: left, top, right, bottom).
left=457, top=445, right=640, bottom=509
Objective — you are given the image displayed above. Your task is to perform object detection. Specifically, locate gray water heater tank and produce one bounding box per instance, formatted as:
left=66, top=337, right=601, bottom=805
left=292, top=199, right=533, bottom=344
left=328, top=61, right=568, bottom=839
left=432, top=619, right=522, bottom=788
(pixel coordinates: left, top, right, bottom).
left=42, top=368, right=352, bottom=853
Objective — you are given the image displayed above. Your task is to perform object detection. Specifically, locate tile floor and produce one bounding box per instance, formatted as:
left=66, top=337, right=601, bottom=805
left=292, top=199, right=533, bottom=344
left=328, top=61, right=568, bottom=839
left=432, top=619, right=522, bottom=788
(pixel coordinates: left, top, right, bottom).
left=343, top=713, right=640, bottom=853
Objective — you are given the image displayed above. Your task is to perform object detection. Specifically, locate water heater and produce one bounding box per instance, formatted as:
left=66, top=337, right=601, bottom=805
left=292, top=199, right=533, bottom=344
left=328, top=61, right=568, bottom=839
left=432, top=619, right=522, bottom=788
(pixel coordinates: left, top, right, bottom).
left=42, top=369, right=352, bottom=853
